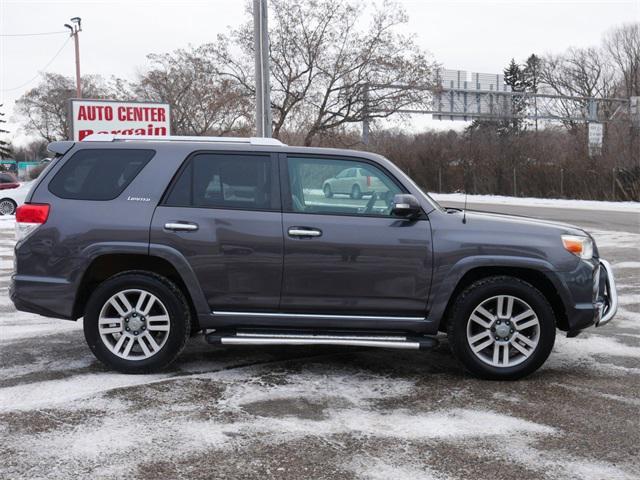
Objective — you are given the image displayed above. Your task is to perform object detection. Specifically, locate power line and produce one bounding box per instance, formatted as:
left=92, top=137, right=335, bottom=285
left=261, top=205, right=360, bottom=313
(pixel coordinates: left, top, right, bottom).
left=0, top=31, right=67, bottom=37
left=1, top=37, right=71, bottom=92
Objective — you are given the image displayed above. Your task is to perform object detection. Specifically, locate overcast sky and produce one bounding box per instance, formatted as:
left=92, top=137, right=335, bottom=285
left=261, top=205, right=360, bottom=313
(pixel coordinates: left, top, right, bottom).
left=1, top=0, right=638, bottom=144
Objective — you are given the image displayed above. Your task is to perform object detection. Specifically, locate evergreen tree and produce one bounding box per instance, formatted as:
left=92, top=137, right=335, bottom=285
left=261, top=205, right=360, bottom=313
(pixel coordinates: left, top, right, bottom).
left=503, top=59, right=526, bottom=133
left=0, top=105, right=11, bottom=159
left=504, top=58, right=525, bottom=92
left=522, top=54, right=541, bottom=93
left=523, top=54, right=541, bottom=130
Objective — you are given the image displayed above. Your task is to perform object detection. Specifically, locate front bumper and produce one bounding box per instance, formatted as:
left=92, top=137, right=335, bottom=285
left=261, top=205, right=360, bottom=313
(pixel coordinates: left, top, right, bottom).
left=595, top=259, right=618, bottom=327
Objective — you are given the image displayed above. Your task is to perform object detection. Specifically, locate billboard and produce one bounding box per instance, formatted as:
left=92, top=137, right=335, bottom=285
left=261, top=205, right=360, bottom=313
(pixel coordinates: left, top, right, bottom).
left=69, top=99, right=171, bottom=141
left=433, top=69, right=513, bottom=121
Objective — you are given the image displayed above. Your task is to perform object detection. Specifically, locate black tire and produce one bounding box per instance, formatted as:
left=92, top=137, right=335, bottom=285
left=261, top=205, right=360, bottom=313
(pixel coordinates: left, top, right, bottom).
left=0, top=198, right=17, bottom=216
left=350, top=184, right=362, bottom=199
left=446, top=276, right=556, bottom=380
left=84, top=271, right=191, bottom=374
left=323, top=184, right=333, bottom=198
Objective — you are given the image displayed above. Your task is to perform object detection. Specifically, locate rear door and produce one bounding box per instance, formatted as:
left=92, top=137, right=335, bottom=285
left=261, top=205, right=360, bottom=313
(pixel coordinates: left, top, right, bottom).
left=150, top=151, right=283, bottom=311
left=280, top=154, right=432, bottom=318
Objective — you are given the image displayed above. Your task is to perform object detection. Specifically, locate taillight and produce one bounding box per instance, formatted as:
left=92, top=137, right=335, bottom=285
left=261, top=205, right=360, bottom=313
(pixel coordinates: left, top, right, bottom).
left=367, top=175, right=371, bottom=187
left=15, top=204, right=49, bottom=241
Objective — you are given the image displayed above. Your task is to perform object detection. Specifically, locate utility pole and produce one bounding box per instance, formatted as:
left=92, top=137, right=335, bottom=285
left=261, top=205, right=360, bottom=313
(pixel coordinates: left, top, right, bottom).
left=64, top=17, right=82, bottom=98
left=362, top=83, right=370, bottom=145
left=253, top=0, right=272, bottom=137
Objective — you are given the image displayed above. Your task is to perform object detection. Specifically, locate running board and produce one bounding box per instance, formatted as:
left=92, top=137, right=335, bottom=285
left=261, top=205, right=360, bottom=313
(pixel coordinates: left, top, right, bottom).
left=205, top=330, right=438, bottom=350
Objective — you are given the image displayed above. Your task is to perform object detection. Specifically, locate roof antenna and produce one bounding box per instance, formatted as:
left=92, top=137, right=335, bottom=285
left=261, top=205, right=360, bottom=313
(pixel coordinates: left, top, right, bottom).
left=462, top=190, right=468, bottom=224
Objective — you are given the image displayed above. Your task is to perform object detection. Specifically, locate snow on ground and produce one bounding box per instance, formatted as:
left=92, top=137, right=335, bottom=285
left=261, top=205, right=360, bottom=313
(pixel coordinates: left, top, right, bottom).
left=0, top=215, right=15, bottom=230
left=615, top=261, right=640, bottom=269
left=0, top=315, right=81, bottom=341
left=590, top=230, right=640, bottom=249
left=431, top=193, right=640, bottom=213
left=346, top=456, right=449, bottom=480
left=1, top=211, right=639, bottom=479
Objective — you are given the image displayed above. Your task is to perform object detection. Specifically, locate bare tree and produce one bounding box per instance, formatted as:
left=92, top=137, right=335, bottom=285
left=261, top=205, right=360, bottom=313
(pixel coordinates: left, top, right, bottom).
left=539, top=47, right=617, bottom=130
left=15, top=73, right=115, bottom=141
left=213, top=0, right=437, bottom=145
left=603, top=23, right=640, bottom=97
left=127, top=46, right=253, bottom=136
left=10, top=138, right=48, bottom=162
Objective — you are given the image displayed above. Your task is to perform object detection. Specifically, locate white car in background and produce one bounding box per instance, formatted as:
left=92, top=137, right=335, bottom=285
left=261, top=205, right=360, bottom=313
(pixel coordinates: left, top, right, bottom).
left=322, top=167, right=390, bottom=199
left=0, top=182, right=32, bottom=215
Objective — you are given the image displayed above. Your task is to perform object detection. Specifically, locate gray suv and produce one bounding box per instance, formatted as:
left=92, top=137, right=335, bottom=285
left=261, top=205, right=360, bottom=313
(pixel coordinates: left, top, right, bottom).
left=10, top=135, right=618, bottom=380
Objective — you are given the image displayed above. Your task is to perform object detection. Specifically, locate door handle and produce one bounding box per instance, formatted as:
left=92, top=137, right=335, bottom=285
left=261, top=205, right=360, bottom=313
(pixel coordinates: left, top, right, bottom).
left=288, top=227, right=322, bottom=238
left=165, top=222, right=199, bottom=232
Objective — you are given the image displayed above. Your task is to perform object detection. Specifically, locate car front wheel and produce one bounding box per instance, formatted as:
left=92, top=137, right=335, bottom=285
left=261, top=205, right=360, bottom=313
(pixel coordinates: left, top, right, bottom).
left=447, top=276, right=556, bottom=380
left=84, top=271, right=191, bottom=373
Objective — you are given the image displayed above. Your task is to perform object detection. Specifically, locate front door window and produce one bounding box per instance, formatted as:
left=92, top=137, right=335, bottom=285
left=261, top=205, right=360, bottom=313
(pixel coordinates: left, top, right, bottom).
left=287, top=156, right=402, bottom=216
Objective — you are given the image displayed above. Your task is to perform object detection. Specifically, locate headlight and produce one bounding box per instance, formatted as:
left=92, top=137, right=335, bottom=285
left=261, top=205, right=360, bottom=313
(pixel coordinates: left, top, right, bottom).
left=561, top=235, right=593, bottom=260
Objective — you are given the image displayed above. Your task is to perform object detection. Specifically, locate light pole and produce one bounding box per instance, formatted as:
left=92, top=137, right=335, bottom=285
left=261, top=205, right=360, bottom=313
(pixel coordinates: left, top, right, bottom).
left=253, top=0, right=271, bottom=138
left=64, top=17, right=82, bottom=99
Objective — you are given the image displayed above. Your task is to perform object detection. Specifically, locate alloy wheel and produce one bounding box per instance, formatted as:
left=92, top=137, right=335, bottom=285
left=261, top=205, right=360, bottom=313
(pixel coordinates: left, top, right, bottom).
left=98, top=288, right=171, bottom=360
left=466, top=295, right=540, bottom=368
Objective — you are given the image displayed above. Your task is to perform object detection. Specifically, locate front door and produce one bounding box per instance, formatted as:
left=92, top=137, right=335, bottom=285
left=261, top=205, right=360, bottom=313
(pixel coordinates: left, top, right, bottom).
left=150, top=151, right=282, bottom=311
left=280, top=154, right=432, bottom=318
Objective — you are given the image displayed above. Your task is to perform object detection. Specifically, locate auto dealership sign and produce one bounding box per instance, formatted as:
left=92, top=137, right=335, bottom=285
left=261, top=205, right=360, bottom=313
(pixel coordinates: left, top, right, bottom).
left=69, top=99, right=171, bottom=141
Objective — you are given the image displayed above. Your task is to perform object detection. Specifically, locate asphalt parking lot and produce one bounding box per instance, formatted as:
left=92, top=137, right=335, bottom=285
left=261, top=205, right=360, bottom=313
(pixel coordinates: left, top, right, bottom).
left=1, top=204, right=639, bottom=480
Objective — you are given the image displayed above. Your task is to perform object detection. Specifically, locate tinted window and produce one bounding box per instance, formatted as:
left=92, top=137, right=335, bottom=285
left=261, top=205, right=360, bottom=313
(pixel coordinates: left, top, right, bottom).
left=164, top=153, right=273, bottom=210
left=0, top=173, right=15, bottom=183
left=48, top=149, right=154, bottom=200
left=287, top=156, right=402, bottom=217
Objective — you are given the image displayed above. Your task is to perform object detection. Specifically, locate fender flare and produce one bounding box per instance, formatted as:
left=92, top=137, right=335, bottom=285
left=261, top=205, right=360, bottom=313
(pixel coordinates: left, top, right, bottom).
left=148, top=243, right=210, bottom=314
left=78, top=242, right=210, bottom=315
left=427, top=255, right=572, bottom=326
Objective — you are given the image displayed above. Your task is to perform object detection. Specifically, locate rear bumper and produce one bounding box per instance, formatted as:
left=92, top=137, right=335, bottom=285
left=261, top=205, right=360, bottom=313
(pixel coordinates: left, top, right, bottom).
left=594, top=259, right=617, bottom=327
left=10, top=274, right=76, bottom=320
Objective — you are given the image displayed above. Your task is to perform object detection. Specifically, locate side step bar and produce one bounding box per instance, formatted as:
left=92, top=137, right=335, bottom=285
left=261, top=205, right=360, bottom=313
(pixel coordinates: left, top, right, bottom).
left=205, top=330, right=438, bottom=350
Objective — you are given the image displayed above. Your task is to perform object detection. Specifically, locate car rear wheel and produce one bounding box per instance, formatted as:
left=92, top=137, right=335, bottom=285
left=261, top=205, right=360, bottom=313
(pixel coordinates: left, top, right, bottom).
left=0, top=199, right=17, bottom=216
left=323, top=184, right=333, bottom=198
left=350, top=184, right=362, bottom=199
left=84, top=271, right=191, bottom=373
left=447, top=276, right=556, bottom=380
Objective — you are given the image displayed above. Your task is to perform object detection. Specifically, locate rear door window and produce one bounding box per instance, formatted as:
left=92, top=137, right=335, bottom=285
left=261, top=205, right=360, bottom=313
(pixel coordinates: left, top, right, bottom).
left=48, top=149, right=155, bottom=200
left=163, top=152, right=277, bottom=211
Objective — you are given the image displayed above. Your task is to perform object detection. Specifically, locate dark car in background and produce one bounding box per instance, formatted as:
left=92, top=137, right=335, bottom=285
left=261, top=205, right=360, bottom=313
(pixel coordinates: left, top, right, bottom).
left=10, top=135, right=617, bottom=380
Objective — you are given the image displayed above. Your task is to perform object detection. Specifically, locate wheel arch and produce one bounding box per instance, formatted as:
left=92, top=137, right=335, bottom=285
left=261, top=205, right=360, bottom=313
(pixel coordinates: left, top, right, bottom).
left=73, top=252, right=206, bottom=331
left=436, top=265, right=569, bottom=332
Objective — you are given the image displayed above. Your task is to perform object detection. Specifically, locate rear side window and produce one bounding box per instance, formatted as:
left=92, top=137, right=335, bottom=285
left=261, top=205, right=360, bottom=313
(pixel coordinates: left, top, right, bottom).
left=164, top=153, right=274, bottom=210
left=48, top=149, right=155, bottom=200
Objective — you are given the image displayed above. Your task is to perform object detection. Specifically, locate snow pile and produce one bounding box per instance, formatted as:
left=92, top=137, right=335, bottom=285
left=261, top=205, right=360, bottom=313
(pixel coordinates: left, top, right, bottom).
left=431, top=193, right=640, bottom=213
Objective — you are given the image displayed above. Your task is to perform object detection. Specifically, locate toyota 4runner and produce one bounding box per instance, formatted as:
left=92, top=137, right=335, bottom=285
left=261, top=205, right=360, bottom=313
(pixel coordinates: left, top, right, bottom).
left=10, top=135, right=618, bottom=380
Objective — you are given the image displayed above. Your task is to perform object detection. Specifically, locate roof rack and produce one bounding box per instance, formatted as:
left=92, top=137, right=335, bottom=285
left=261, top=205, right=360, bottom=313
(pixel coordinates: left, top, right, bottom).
left=81, top=134, right=286, bottom=147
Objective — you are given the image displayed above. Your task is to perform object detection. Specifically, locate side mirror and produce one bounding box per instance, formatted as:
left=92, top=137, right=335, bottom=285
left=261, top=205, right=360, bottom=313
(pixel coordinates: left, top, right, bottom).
left=391, top=194, right=421, bottom=218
